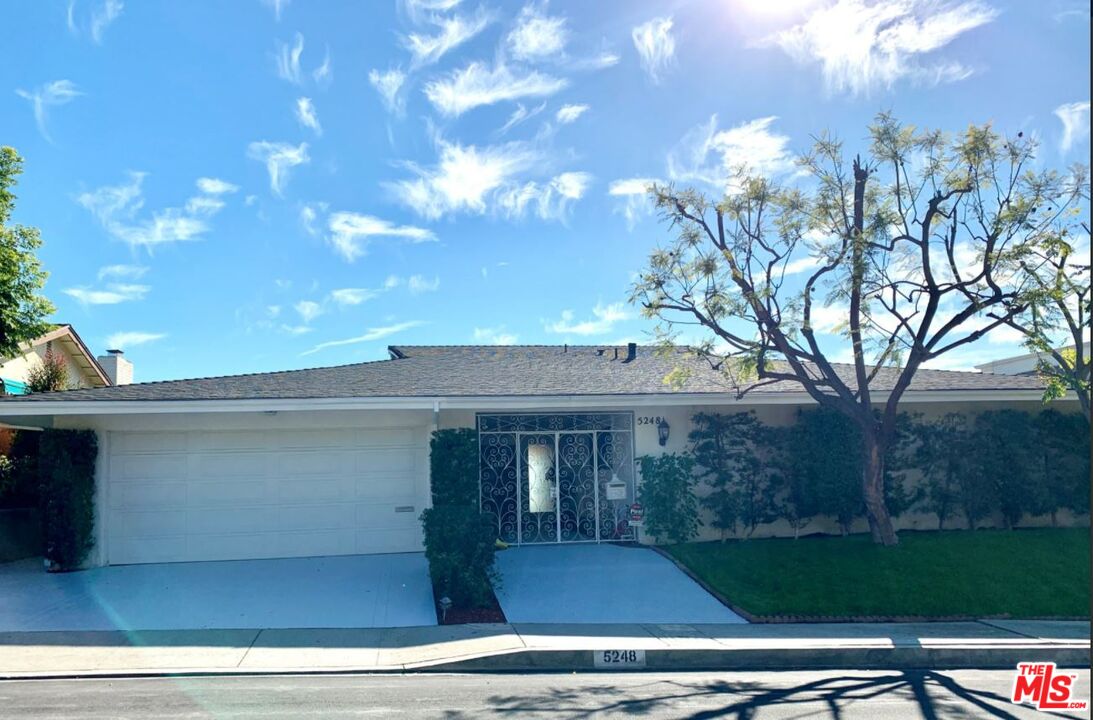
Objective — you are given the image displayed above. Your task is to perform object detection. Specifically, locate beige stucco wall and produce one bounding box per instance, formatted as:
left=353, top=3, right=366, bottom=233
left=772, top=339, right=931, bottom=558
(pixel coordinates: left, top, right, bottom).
left=440, top=398, right=1089, bottom=543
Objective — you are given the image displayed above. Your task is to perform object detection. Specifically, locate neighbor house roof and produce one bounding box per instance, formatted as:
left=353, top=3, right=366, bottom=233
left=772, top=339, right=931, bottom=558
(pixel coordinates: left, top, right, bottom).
left=1, top=324, right=111, bottom=389
left=0, top=344, right=1048, bottom=405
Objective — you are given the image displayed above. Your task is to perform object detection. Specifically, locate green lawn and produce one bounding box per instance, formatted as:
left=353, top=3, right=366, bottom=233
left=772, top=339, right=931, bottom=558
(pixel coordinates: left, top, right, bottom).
left=667, top=528, right=1091, bottom=619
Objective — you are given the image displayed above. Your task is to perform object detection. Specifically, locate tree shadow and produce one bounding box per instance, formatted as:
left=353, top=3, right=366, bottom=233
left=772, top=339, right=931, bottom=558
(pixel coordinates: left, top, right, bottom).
left=455, top=670, right=1088, bottom=719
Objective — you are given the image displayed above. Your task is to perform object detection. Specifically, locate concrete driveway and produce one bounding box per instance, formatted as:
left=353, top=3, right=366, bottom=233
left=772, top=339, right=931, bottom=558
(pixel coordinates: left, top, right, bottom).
left=494, top=544, right=746, bottom=624
left=0, top=554, right=437, bottom=631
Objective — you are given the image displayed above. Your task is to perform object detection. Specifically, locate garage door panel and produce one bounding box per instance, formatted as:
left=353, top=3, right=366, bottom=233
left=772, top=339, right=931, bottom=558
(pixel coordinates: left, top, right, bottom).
left=112, top=536, right=189, bottom=565
left=109, top=510, right=188, bottom=538
left=112, top=432, right=189, bottom=454
left=276, top=503, right=355, bottom=531
left=193, top=452, right=269, bottom=478
left=277, top=476, right=354, bottom=501
left=187, top=479, right=277, bottom=506
left=107, top=427, right=427, bottom=565
left=354, top=428, right=419, bottom=447
left=355, top=474, right=418, bottom=499
left=273, top=530, right=354, bottom=557
left=115, top=454, right=189, bottom=481
left=187, top=506, right=280, bottom=535
left=111, top=481, right=187, bottom=509
left=355, top=448, right=418, bottom=474
left=356, top=503, right=420, bottom=528
left=275, top=450, right=353, bottom=476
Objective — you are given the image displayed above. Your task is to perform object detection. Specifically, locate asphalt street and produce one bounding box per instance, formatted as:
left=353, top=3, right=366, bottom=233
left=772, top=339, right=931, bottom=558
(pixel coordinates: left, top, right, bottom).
left=2, top=668, right=1089, bottom=719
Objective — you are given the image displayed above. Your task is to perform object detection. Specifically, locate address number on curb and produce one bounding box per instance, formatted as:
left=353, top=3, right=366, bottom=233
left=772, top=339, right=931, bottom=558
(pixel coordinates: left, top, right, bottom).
left=594, top=649, right=646, bottom=668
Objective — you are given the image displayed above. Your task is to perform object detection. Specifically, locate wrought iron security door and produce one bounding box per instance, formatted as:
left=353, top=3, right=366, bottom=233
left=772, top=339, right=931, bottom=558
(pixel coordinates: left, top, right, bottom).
left=478, top=413, right=635, bottom=545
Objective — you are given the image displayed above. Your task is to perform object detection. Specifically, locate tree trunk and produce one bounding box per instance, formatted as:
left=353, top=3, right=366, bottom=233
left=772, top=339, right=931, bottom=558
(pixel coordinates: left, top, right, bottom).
left=862, top=431, right=899, bottom=546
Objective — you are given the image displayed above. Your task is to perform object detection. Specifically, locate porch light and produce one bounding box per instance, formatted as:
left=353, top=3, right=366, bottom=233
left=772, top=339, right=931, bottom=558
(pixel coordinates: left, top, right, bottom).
left=657, top=418, right=670, bottom=446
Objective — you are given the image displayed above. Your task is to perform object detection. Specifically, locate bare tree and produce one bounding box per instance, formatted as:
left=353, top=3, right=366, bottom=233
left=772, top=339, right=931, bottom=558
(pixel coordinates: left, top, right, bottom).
left=631, top=114, right=1089, bottom=546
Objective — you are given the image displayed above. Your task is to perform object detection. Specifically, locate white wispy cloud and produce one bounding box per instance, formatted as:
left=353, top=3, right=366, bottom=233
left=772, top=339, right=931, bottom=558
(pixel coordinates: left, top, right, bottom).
left=782, top=255, right=824, bottom=275
left=608, top=177, right=659, bottom=229
left=247, top=141, right=310, bottom=196
left=295, top=97, right=322, bottom=136
left=555, top=103, right=588, bottom=124
left=67, top=0, right=123, bottom=43
left=770, top=0, right=997, bottom=96
left=326, top=211, right=437, bottom=262
left=473, top=326, right=518, bottom=345
left=403, top=0, right=464, bottom=22
left=1054, top=101, right=1091, bottom=153
left=261, top=0, right=289, bottom=21
left=667, top=115, right=794, bottom=190
left=275, top=33, right=305, bottom=83
left=424, top=61, right=567, bottom=117
left=387, top=137, right=538, bottom=219
left=545, top=302, right=629, bottom=336
left=507, top=4, right=568, bottom=60
left=97, top=264, right=148, bottom=281
left=495, top=171, right=592, bottom=221
left=408, top=274, right=440, bottom=294
left=313, top=47, right=333, bottom=86
left=104, top=331, right=165, bottom=349
left=369, top=68, right=407, bottom=114
left=196, top=177, right=239, bottom=195
left=498, top=101, right=546, bottom=134
left=15, top=80, right=82, bottom=142
left=302, top=321, right=425, bottom=355
left=329, top=288, right=380, bottom=306
left=294, top=300, right=324, bottom=323
left=299, top=202, right=327, bottom=235
left=632, top=16, right=675, bottom=83
left=77, top=171, right=230, bottom=248
left=404, top=8, right=492, bottom=68
left=65, top=283, right=150, bottom=305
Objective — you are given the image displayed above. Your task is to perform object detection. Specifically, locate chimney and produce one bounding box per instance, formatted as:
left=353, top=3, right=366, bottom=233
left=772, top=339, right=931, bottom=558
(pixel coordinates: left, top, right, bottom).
left=622, top=342, right=637, bottom=363
left=97, top=349, right=133, bottom=386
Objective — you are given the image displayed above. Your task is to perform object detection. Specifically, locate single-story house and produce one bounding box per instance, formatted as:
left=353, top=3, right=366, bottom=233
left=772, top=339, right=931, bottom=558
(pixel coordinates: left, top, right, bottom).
left=0, top=344, right=1080, bottom=567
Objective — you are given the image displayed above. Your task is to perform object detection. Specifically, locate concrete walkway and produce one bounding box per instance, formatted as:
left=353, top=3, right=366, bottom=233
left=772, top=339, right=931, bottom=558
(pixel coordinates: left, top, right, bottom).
left=0, top=555, right=436, bottom=631
left=0, top=620, right=1087, bottom=678
left=495, top=544, right=746, bottom=624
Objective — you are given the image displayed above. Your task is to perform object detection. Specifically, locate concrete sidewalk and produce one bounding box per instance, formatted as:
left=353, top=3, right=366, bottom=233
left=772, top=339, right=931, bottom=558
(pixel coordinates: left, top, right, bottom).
left=0, top=620, right=1087, bottom=678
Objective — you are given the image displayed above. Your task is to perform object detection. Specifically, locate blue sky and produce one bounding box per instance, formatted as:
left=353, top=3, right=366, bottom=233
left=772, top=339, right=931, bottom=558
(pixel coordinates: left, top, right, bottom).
left=2, top=0, right=1089, bottom=382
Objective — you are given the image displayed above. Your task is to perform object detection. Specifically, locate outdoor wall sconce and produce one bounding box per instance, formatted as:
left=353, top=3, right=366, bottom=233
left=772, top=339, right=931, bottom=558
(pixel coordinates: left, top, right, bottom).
left=657, top=418, right=670, bottom=446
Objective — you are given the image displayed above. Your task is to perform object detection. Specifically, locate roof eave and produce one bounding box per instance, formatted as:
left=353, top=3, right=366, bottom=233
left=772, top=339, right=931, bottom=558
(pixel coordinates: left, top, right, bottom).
left=0, top=388, right=1063, bottom=417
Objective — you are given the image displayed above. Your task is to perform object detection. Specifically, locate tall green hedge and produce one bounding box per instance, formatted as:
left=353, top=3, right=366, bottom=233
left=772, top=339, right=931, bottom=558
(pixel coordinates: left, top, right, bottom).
left=38, top=429, right=97, bottom=570
left=429, top=428, right=478, bottom=507
left=422, top=428, right=498, bottom=611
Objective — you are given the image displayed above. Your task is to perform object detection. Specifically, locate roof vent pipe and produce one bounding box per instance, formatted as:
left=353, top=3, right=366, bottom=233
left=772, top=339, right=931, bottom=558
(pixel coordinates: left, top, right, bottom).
left=623, top=342, right=637, bottom=363
left=613, top=347, right=619, bottom=360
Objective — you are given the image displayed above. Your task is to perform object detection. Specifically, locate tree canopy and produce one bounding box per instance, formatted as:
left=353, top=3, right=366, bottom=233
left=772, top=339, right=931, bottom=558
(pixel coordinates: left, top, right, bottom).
left=0, top=147, right=54, bottom=360
left=631, top=114, right=1090, bottom=545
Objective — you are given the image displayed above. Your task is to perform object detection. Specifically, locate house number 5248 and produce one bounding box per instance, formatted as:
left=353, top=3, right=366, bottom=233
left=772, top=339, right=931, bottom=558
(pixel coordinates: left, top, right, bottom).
left=637, top=416, right=664, bottom=426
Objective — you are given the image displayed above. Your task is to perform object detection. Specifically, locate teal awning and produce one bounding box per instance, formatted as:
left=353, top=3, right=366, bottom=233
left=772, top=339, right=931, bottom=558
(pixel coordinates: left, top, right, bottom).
left=2, top=378, right=28, bottom=395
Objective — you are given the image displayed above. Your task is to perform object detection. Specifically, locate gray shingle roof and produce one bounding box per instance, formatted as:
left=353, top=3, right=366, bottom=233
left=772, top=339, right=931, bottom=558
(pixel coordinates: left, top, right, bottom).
left=0, top=344, right=1047, bottom=403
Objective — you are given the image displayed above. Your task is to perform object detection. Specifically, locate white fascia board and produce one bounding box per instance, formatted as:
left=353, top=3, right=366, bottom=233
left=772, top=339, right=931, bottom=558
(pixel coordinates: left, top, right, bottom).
left=0, top=388, right=1057, bottom=416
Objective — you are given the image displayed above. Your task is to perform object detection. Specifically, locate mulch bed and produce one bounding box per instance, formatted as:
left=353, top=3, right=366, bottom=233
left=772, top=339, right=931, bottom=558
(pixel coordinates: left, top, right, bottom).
left=435, top=588, right=508, bottom=625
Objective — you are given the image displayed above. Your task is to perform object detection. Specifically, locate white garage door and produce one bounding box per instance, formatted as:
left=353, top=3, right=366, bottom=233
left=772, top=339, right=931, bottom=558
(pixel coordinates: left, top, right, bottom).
left=105, top=427, right=429, bottom=565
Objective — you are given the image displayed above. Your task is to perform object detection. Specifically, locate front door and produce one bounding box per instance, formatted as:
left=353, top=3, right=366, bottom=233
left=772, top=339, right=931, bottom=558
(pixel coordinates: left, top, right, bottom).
left=479, top=413, right=635, bottom=545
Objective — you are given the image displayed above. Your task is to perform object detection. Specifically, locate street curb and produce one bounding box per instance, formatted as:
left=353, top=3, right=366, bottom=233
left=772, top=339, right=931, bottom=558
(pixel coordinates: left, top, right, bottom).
left=3, top=644, right=1088, bottom=680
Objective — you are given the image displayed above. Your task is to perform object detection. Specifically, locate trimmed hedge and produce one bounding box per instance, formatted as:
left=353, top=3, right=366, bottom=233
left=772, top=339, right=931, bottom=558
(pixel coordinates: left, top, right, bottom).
left=429, top=428, right=478, bottom=507
left=421, top=429, right=497, bottom=609
left=421, top=505, right=498, bottom=607
left=38, top=429, right=97, bottom=570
